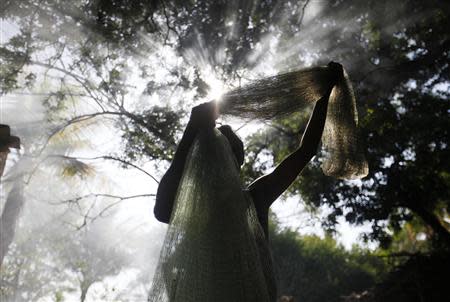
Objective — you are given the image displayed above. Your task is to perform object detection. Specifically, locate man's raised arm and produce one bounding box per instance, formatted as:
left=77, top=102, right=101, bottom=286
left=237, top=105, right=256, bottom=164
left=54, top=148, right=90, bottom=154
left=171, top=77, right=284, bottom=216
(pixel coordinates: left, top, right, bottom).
left=154, top=101, right=217, bottom=223
left=247, top=79, right=336, bottom=210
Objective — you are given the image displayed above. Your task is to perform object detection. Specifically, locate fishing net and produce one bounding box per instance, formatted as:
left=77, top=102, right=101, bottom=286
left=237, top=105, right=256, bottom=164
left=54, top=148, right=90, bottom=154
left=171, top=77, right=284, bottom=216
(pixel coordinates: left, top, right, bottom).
left=220, top=62, right=368, bottom=179
left=148, top=129, right=276, bottom=302
left=148, top=63, right=368, bottom=302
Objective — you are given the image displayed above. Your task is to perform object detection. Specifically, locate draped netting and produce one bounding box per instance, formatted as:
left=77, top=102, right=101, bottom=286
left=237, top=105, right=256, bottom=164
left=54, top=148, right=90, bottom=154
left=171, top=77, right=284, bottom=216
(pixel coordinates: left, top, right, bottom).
left=148, top=129, right=276, bottom=302
left=219, top=62, right=368, bottom=179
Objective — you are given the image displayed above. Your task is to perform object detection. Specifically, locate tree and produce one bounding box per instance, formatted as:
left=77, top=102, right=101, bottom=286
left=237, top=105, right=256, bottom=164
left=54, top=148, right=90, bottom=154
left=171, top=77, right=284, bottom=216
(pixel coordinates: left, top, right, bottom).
left=269, top=218, right=387, bottom=302
left=243, top=0, right=450, bottom=247
left=0, top=224, right=66, bottom=302
left=55, top=225, right=129, bottom=302
left=0, top=181, right=24, bottom=268
left=1, top=1, right=181, bottom=274
left=2, top=1, right=449, bottom=300
left=0, top=125, right=22, bottom=268
left=1, top=209, right=133, bottom=302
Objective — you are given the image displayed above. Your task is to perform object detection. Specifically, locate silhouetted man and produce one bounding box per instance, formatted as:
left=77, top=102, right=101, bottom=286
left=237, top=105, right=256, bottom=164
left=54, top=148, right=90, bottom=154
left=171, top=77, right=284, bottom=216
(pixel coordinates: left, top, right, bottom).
left=153, top=62, right=343, bottom=301
left=154, top=85, right=332, bottom=239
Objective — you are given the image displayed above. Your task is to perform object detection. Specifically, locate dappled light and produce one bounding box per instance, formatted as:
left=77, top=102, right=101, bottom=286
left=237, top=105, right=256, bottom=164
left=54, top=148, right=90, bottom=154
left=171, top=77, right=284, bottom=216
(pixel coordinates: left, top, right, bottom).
left=1, top=1, right=449, bottom=302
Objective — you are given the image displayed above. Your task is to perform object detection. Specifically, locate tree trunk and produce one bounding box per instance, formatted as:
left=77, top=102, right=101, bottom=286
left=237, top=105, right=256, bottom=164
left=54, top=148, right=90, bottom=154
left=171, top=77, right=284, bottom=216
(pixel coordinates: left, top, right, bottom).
left=80, top=288, right=88, bottom=302
left=11, top=263, right=22, bottom=302
left=0, top=181, right=24, bottom=267
left=80, top=281, right=92, bottom=302
left=0, top=152, right=8, bottom=180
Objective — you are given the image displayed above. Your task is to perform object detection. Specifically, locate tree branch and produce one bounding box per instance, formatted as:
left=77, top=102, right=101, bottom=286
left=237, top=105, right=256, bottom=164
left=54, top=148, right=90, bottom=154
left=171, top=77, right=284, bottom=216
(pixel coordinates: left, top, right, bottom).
left=160, top=0, right=180, bottom=45
left=50, top=154, right=160, bottom=184
left=298, top=0, right=311, bottom=28
left=55, top=193, right=155, bottom=230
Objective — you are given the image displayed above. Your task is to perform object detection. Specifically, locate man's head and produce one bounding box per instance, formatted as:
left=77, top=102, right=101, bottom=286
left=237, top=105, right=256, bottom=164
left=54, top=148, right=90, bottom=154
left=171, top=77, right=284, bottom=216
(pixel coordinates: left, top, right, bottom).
left=0, top=124, right=20, bottom=153
left=218, top=125, right=244, bottom=168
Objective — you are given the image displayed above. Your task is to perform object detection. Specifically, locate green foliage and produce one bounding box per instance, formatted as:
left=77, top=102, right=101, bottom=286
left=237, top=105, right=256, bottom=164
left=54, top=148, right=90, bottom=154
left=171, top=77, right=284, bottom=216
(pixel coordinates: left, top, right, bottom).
left=361, top=252, right=450, bottom=302
left=2, top=1, right=449, bottom=300
left=362, top=21, right=381, bottom=51
left=54, top=291, right=64, bottom=302
left=121, top=106, right=182, bottom=161
left=0, top=30, right=32, bottom=94
left=388, top=218, right=433, bottom=255
left=269, top=220, right=387, bottom=302
left=1, top=220, right=130, bottom=302
left=0, top=238, right=65, bottom=301
left=243, top=0, right=450, bottom=248
left=61, top=158, right=93, bottom=178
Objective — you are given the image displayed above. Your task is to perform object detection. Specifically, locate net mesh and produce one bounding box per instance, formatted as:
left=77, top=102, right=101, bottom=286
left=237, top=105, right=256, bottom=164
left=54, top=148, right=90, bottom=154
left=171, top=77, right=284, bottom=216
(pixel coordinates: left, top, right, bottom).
left=321, top=69, right=368, bottom=179
left=219, top=63, right=368, bottom=179
left=148, top=129, right=276, bottom=302
left=148, top=63, right=368, bottom=302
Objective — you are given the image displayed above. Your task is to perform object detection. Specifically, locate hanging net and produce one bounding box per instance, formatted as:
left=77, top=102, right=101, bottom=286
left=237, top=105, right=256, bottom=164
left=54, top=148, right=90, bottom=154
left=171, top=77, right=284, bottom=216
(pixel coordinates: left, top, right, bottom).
left=148, top=129, right=276, bottom=302
left=220, top=62, right=368, bottom=179
left=148, top=62, right=368, bottom=302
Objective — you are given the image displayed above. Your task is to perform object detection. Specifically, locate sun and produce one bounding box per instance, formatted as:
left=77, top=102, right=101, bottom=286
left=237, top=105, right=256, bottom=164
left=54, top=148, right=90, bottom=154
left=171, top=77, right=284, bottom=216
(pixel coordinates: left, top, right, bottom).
left=207, top=79, right=227, bottom=101
left=202, top=67, right=227, bottom=101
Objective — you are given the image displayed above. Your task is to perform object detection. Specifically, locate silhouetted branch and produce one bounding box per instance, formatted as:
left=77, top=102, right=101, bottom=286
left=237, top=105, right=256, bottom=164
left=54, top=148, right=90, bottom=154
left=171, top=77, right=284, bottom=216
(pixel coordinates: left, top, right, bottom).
left=376, top=252, right=430, bottom=258
left=298, top=0, right=311, bottom=27
left=355, top=39, right=450, bottom=85
left=54, top=193, right=155, bottom=206
left=55, top=193, right=155, bottom=229
left=31, top=59, right=108, bottom=111
left=161, top=0, right=180, bottom=45
left=51, top=154, right=160, bottom=184
left=40, top=108, right=165, bottom=155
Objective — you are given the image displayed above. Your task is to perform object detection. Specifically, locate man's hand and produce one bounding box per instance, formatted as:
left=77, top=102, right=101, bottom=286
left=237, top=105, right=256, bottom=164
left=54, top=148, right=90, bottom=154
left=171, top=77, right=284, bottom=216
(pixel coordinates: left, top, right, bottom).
left=189, top=101, right=219, bottom=129
left=327, top=61, right=344, bottom=80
